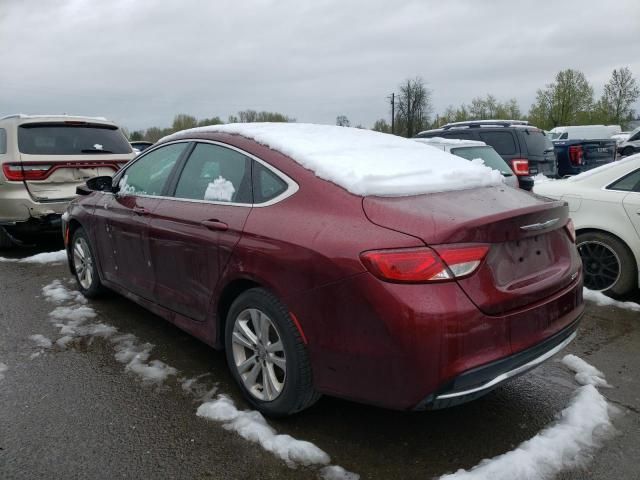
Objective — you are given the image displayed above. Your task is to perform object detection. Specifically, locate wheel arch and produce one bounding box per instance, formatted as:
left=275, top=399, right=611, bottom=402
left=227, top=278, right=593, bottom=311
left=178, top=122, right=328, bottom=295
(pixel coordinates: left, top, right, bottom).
left=215, top=277, right=262, bottom=348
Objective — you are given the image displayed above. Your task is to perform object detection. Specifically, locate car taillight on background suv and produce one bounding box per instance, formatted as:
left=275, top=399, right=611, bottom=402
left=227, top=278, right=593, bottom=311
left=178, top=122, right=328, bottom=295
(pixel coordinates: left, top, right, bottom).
left=510, top=158, right=530, bottom=175
left=2, top=163, right=53, bottom=181
left=568, top=145, right=584, bottom=166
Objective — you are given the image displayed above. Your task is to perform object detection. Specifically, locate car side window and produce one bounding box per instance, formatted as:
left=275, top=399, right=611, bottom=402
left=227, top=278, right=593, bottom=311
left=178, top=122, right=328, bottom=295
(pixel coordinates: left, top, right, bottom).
left=119, top=143, right=186, bottom=196
left=0, top=128, right=6, bottom=154
left=174, top=143, right=252, bottom=203
left=253, top=162, right=288, bottom=203
left=607, top=169, right=640, bottom=192
left=442, top=131, right=477, bottom=141
left=478, top=131, right=516, bottom=155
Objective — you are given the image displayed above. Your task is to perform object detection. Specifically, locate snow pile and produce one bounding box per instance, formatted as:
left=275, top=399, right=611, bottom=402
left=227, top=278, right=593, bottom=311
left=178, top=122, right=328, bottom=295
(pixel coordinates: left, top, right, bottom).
left=204, top=176, right=235, bottom=201
left=0, top=250, right=67, bottom=264
left=562, top=354, right=611, bottom=388
left=111, top=333, right=177, bottom=384
left=163, top=123, right=504, bottom=196
left=583, top=288, right=640, bottom=312
left=0, top=362, right=7, bottom=380
left=42, top=279, right=87, bottom=304
left=180, top=373, right=218, bottom=402
left=29, top=334, right=53, bottom=349
left=197, top=395, right=358, bottom=477
left=533, top=173, right=556, bottom=184
left=438, top=356, right=613, bottom=480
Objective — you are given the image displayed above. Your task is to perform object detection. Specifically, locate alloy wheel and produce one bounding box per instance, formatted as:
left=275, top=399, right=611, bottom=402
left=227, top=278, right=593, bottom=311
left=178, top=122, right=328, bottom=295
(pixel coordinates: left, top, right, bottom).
left=73, top=237, right=94, bottom=290
left=231, top=308, right=287, bottom=401
left=577, top=240, right=621, bottom=291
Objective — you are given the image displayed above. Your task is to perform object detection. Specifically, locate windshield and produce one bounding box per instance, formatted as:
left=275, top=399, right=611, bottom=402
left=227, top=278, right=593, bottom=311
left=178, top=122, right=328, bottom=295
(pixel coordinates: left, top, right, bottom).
left=549, top=131, right=565, bottom=140
left=18, top=123, right=132, bottom=155
left=450, top=146, right=514, bottom=176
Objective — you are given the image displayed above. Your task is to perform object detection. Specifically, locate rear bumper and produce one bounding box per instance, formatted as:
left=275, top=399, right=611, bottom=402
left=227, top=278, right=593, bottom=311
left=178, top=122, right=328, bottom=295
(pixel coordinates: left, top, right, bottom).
left=0, top=181, right=70, bottom=224
left=415, top=317, right=580, bottom=410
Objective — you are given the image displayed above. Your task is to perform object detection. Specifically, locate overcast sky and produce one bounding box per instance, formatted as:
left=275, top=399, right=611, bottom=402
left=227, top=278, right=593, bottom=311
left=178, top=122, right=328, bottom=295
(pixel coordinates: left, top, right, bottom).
left=1, top=0, right=639, bottom=131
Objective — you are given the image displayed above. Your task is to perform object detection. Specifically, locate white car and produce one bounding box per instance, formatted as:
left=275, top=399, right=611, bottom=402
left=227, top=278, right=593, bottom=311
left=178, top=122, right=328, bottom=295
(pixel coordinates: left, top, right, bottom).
left=534, top=155, right=640, bottom=296
left=413, top=137, right=519, bottom=188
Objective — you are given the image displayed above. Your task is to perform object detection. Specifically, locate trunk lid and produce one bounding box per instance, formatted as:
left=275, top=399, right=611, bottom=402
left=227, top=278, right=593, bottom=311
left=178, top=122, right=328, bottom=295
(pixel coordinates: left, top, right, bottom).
left=581, top=139, right=617, bottom=166
left=363, top=186, right=581, bottom=315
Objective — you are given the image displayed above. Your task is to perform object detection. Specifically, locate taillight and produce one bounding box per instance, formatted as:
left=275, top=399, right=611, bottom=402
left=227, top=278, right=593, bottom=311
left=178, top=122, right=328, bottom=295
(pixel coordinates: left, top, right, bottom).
left=568, top=145, right=583, bottom=166
left=511, top=158, right=530, bottom=175
left=2, top=163, right=52, bottom=181
left=565, top=219, right=576, bottom=243
left=360, top=245, right=489, bottom=283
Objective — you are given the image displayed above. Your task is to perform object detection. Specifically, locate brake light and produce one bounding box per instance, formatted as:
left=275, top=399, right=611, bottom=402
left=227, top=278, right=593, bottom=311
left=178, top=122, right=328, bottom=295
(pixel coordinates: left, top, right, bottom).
left=568, top=145, right=583, bottom=166
left=360, top=245, right=489, bottom=283
left=565, top=219, right=576, bottom=243
left=2, top=163, right=52, bottom=181
left=511, top=158, right=530, bottom=175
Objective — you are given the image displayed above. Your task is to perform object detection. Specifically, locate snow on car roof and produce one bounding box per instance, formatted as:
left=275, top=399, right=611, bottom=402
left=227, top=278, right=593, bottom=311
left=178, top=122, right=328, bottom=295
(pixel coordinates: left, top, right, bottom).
left=163, top=123, right=504, bottom=197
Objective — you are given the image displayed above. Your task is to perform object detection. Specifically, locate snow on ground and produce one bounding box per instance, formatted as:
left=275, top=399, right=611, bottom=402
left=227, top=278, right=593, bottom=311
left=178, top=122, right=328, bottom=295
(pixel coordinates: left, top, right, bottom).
left=532, top=173, right=556, bottom=184
left=29, top=334, right=53, bottom=349
left=562, top=354, right=611, bottom=388
left=34, top=279, right=358, bottom=478
left=0, top=250, right=67, bottom=264
left=583, top=288, right=640, bottom=312
left=162, top=123, right=504, bottom=196
left=438, top=356, right=613, bottom=480
left=197, top=395, right=358, bottom=477
left=0, top=362, right=7, bottom=380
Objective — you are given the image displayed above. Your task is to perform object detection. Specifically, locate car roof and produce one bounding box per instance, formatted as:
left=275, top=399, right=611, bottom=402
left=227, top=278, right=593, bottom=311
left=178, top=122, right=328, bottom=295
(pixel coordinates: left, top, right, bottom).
left=0, top=114, right=113, bottom=126
left=414, top=137, right=487, bottom=148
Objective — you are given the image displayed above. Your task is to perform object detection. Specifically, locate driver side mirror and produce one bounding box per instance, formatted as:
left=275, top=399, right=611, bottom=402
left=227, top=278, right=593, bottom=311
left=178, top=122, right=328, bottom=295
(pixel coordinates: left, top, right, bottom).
left=76, top=175, right=115, bottom=195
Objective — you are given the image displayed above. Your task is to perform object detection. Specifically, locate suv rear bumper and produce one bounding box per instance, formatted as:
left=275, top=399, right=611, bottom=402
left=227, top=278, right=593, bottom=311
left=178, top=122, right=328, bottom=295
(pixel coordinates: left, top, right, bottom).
left=415, top=317, right=580, bottom=410
left=0, top=181, right=70, bottom=224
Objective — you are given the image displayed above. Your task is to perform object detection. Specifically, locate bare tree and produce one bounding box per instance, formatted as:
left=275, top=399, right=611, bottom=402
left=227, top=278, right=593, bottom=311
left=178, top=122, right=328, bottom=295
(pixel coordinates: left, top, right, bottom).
left=395, top=77, right=432, bottom=137
left=336, top=115, right=350, bottom=127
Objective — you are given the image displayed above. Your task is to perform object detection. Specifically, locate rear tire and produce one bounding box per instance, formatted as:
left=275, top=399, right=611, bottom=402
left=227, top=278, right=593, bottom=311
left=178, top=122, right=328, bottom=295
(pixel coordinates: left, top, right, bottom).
left=225, top=288, right=320, bottom=417
left=577, top=231, right=637, bottom=297
left=0, top=227, right=15, bottom=249
left=71, top=228, right=105, bottom=298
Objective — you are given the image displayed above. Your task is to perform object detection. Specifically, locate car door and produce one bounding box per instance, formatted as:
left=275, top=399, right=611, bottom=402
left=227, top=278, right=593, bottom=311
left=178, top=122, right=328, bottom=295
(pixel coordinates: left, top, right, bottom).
left=93, top=142, right=189, bottom=298
left=146, top=142, right=253, bottom=321
left=618, top=169, right=640, bottom=238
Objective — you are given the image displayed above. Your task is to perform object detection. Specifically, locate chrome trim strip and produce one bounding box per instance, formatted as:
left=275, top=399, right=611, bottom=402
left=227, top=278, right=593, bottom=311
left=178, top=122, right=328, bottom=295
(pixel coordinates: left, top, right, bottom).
left=520, top=218, right=559, bottom=231
left=435, top=331, right=576, bottom=400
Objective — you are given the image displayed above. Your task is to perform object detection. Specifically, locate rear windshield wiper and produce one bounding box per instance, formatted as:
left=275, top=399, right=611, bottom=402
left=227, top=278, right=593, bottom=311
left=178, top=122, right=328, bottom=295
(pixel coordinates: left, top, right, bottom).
left=81, top=148, right=114, bottom=154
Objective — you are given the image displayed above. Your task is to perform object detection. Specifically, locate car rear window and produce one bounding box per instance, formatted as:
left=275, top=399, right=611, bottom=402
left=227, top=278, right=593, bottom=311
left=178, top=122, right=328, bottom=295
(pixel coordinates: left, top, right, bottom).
left=450, top=146, right=514, bottom=176
left=0, top=128, right=6, bottom=154
left=18, top=123, right=132, bottom=155
left=478, top=131, right=517, bottom=155
left=522, top=129, right=554, bottom=156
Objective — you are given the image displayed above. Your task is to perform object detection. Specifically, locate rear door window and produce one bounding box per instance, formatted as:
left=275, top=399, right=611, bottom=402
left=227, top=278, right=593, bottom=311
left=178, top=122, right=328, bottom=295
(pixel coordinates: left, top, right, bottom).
left=173, top=143, right=252, bottom=204
left=0, top=128, right=6, bottom=154
left=522, top=129, right=554, bottom=156
left=119, top=143, right=187, bottom=196
left=18, top=123, right=132, bottom=155
left=607, top=169, right=640, bottom=192
left=442, top=130, right=477, bottom=141
left=478, top=131, right=517, bottom=155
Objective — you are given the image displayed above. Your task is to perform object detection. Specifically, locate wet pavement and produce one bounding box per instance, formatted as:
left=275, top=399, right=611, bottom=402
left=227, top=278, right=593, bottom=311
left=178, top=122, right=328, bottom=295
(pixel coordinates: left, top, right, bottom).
left=1, top=242, right=638, bottom=479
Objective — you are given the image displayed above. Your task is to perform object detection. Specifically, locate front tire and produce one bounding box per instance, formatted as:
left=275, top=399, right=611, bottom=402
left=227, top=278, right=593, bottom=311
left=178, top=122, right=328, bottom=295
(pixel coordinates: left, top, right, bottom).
left=71, top=228, right=105, bottom=298
left=577, top=231, right=637, bottom=297
left=225, top=288, right=319, bottom=417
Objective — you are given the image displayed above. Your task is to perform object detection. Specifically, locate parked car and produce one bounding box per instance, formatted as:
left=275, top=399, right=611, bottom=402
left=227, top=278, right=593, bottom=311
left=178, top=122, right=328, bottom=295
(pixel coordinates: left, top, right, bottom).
left=618, top=126, right=640, bottom=157
left=130, top=140, right=153, bottom=153
left=550, top=126, right=618, bottom=177
left=63, top=124, right=583, bottom=416
left=0, top=114, right=135, bottom=247
left=611, top=132, right=631, bottom=145
left=415, top=120, right=555, bottom=190
left=548, top=125, right=621, bottom=141
left=413, top=137, right=519, bottom=189
left=534, top=154, right=640, bottom=296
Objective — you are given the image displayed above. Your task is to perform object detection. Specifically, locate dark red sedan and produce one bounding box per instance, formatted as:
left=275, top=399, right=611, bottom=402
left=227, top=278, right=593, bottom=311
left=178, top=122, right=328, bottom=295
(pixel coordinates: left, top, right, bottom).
left=63, top=124, right=584, bottom=416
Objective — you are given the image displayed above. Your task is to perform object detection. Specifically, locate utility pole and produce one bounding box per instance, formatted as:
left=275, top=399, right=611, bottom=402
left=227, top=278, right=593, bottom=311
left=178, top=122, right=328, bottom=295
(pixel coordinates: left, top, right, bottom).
left=389, top=93, right=395, bottom=134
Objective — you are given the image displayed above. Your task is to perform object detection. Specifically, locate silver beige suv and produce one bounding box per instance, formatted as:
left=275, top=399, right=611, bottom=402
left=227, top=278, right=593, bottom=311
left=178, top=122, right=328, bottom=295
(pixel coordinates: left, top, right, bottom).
left=0, top=114, right=135, bottom=247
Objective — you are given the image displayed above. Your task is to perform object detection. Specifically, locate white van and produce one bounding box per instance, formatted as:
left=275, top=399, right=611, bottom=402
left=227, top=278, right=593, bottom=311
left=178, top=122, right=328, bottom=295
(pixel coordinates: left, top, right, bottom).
left=549, top=125, right=621, bottom=141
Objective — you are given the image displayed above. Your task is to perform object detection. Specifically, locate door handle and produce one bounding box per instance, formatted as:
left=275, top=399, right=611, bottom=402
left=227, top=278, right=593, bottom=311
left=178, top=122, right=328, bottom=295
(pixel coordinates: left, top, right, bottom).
left=132, top=206, right=148, bottom=216
left=201, top=219, right=229, bottom=231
